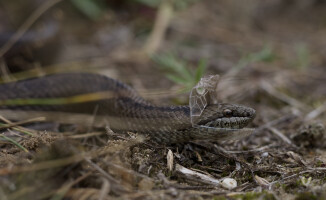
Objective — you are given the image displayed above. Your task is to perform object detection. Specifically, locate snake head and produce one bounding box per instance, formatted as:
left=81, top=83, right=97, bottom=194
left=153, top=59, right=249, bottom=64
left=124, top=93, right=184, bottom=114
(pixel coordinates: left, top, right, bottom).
left=196, top=103, right=256, bottom=129
left=187, top=103, right=256, bottom=141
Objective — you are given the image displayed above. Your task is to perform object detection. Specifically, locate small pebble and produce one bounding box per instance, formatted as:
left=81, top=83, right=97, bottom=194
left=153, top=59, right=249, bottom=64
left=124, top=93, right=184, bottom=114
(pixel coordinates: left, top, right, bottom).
left=221, top=178, right=237, bottom=190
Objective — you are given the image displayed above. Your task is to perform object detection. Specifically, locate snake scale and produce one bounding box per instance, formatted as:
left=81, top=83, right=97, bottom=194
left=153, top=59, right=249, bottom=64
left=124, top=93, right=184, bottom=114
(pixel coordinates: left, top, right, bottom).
left=0, top=73, right=255, bottom=143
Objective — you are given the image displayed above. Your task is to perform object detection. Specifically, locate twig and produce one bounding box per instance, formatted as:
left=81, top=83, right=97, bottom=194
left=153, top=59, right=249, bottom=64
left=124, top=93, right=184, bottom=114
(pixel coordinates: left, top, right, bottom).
left=84, top=158, right=119, bottom=185
left=269, top=169, right=314, bottom=187
left=267, top=126, right=295, bottom=146
left=175, top=164, right=221, bottom=186
left=98, top=178, right=110, bottom=200
left=255, top=114, right=298, bottom=132
left=191, top=142, right=253, bottom=172
left=217, top=144, right=276, bottom=154
left=67, top=132, right=104, bottom=139
left=84, top=158, right=128, bottom=194
left=102, top=159, right=153, bottom=181
left=307, top=167, right=326, bottom=171
left=304, top=102, right=326, bottom=121
left=0, top=59, right=13, bottom=82
left=0, top=0, right=63, bottom=57
left=261, top=81, right=308, bottom=110
left=51, top=171, right=92, bottom=199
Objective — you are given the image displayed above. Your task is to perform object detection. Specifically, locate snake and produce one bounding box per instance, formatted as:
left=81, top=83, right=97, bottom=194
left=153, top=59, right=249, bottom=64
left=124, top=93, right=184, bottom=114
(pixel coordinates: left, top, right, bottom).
left=0, top=73, right=256, bottom=143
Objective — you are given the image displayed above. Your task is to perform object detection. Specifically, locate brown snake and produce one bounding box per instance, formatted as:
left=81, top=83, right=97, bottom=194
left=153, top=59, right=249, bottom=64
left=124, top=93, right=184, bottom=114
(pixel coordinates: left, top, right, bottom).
left=0, top=73, right=255, bottom=143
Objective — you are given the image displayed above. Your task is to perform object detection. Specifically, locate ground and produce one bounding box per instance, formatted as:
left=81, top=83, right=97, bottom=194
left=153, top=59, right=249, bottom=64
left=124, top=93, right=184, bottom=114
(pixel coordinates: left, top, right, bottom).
left=0, top=0, right=326, bottom=199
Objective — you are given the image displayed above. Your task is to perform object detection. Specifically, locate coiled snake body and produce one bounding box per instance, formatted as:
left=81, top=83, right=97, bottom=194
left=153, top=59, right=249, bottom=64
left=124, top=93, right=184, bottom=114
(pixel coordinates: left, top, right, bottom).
left=0, top=73, right=255, bottom=143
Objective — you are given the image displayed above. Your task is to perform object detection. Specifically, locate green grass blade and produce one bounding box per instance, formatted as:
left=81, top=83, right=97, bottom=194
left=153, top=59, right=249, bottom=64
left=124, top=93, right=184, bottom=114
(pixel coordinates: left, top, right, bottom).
left=0, top=134, right=29, bottom=152
left=195, top=59, right=207, bottom=82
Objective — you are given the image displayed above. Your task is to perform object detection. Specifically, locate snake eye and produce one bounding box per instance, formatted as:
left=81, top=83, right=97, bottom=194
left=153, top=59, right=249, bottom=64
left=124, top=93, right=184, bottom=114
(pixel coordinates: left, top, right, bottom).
left=223, top=109, right=233, bottom=117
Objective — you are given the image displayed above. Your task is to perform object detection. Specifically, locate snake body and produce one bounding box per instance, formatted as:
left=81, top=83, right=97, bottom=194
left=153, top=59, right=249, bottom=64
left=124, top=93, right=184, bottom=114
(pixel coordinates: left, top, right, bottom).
left=0, top=73, right=255, bottom=143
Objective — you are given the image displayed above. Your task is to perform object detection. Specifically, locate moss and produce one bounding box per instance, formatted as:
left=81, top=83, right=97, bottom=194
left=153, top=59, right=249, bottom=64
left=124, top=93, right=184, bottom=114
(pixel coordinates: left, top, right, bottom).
left=212, top=196, right=227, bottom=200
left=295, top=192, right=318, bottom=200
left=282, top=180, right=303, bottom=193
left=232, top=191, right=276, bottom=200
left=315, top=160, right=324, bottom=167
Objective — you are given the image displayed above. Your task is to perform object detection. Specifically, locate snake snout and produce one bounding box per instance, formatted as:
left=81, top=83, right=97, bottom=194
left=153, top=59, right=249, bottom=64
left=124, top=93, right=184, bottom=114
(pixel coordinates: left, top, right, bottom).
left=244, top=107, right=256, bottom=119
left=225, top=105, right=256, bottom=129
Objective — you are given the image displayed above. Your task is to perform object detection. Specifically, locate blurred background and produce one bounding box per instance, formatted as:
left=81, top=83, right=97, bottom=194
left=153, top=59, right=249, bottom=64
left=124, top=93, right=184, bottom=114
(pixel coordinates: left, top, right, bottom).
left=1, top=0, right=326, bottom=199
left=1, top=0, right=326, bottom=108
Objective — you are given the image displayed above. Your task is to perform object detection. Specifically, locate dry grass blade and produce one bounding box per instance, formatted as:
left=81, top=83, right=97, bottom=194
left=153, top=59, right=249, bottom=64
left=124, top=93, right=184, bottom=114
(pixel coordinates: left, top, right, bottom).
left=51, top=172, right=97, bottom=200
left=0, top=115, right=38, bottom=136
left=98, top=178, right=110, bottom=200
left=67, top=132, right=104, bottom=139
left=143, top=0, right=174, bottom=55
left=84, top=158, right=128, bottom=194
left=261, top=81, right=308, bottom=110
left=267, top=126, right=294, bottom=146
left=304, top=102, right=326, bottom=121
left=0, top=116, right=46, bottom=130
left=0, top=147, right=110, bottom=175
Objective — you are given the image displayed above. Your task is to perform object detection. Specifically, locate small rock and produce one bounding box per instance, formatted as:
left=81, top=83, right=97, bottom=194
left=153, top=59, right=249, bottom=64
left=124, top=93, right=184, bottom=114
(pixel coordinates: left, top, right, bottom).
left=221, top=178, right=237, bottom=190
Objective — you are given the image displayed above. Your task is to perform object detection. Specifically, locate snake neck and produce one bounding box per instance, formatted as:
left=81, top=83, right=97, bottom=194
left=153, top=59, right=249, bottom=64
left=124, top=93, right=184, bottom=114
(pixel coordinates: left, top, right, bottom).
left=107, top=98, right=192, bottom=132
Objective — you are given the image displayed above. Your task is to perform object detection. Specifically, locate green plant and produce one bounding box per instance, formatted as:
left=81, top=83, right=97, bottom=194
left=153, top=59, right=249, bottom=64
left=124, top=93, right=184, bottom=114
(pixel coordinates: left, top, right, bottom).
left=132, top=0, right=199, bottom=10
left=152, top=53, right=207, bottom=92
left=294, top=43, right=310, bottom=70
left=0, top=134, right=29, bottom=152
left=237, top=45, right=276, bottom=69
left=70, top=0, right=107, bottom=20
